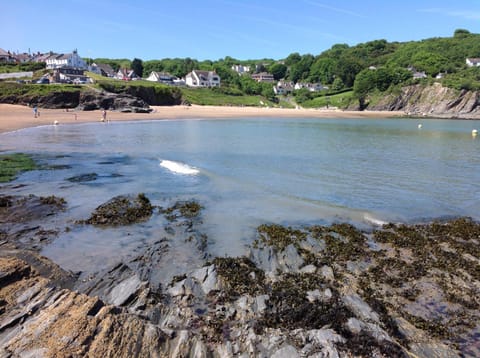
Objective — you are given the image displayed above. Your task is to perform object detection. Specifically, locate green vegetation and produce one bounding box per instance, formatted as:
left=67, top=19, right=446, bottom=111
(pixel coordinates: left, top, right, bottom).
left=181, top=87, right=276, bottom=106
left=0, top=82, right=82, bottom=97
left=0, top=62, right=46, bottom=74
left=2, top=29, right=479, bottom=109
left=0, top=153, right=37, bottom=182
left=299, top=90, right=354, bottom=109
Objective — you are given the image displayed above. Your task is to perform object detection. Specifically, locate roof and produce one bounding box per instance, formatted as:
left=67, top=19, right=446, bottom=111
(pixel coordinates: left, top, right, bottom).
left=0, top=48, right=10, bottom=57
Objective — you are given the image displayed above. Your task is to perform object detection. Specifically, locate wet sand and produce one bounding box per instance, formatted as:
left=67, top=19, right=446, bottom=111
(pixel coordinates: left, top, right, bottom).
left=0, top=104, right=404, bottom=134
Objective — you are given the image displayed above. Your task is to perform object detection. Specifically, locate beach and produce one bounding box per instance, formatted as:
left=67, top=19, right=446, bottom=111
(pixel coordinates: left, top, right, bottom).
left=0, top=103, right=403, bottom=134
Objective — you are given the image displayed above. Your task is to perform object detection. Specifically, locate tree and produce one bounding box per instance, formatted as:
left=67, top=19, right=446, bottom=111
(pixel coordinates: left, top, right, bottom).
left=269, top=63, right=287, bottom=80
left=454, top=29, right=471, bottom=38
left=332, top=77, right=344, bottom=91
left=284, top=52, right=302, bottom=66
left=131, top=58, right=144, bottom=77
left=309, top=57, right=336, bottom=84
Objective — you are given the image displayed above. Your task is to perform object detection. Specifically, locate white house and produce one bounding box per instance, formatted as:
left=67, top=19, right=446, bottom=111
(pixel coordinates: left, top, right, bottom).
left=273, top=81, right=294, bottom=95
left=185, top=70, right=220, bottom=87
left=146, top=71, right=178, bottom=84
left=115, top=68, right=138, bottom=81
left=45, top=50, right=87, bottom=69
left=466, top=58, right=480, bottom=67
left=294, top=82, right=326, bottom=92
left=232, top=64, right=250, bottom=74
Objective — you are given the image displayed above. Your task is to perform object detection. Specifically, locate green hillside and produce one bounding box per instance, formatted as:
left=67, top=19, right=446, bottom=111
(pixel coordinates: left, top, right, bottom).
left=1, top=29, right=479, bottom=109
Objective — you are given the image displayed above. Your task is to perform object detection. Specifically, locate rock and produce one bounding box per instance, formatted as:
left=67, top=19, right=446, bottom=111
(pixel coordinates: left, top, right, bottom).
left=299, top=264, right=317, bottom=274
left=271, top=344, right=300, bottom=358
left=81, top=193, right=153, bottom=226
left=108, top=274, right=143, bottom=306
left=321, top=265, right=335, bottom=282
left=278, top=244, right=304, bottom=272
left=343, top=294, right=381, bottom=324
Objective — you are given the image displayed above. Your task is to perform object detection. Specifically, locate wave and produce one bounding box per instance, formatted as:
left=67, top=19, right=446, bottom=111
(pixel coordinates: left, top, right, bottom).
left=160, top=160, right=200, bottom=175
left=363, top=213, right=388, bottom=226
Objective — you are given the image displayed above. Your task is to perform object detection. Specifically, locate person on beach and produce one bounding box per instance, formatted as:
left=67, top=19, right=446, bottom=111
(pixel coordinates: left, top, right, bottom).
left=102, top=109, right=107, bottom=122
left=33, top=105, right=38, bottom=118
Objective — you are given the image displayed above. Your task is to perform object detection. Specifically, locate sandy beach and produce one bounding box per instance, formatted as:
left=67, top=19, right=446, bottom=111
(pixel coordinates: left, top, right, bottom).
left=0, top=104, right=404, bottom=134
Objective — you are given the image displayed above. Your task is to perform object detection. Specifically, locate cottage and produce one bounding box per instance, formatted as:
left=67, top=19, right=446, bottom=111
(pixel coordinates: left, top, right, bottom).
left=90, top=63, right=115, bottom=77
left=185, top=70, right=220, bottom=87
left=294, top=82, right=326, bottom=92
left=115, top=68, right=138, bottom=81
left=45, top=49, right=87, bottom=69
left=251, top=72, right=274, bottom=83
left=466, top=58, right=480, bottom=67
left=273, top=81, right=294, bottom=95
left=146, top=71, right=178, bottom=85
left=0, top=48, right=16, bottom=63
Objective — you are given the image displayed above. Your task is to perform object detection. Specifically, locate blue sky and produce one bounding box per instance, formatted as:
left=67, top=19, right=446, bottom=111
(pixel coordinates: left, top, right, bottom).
left=1, top=0, right=479, bottom=61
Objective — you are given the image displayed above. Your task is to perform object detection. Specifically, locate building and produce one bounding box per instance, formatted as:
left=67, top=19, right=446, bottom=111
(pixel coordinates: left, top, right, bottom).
left=294, top=82, right=326, bottom=92
left=185, top=70, right=220, bottom=87
left=51, top=67, right=87, bottom=83
left=45, top=50, right=87, bottom=69
left=231, top=64, right=250, bottom=74
left=146, top=71, right=178, bottom=84
left=0, top=48, right=16, bottom=63
left=251, top=72, right=274, bottom=82
left=89, top=63, right=115, bottom=77
left=466, top=58, right=480, bottom=67
left=273, top=81, right=294, bottom=95
left=115, top=68, right=138, bottom=81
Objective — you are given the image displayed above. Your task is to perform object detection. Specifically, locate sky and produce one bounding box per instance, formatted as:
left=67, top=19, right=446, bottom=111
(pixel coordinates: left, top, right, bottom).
left=1, top=0, right=480, bottom=61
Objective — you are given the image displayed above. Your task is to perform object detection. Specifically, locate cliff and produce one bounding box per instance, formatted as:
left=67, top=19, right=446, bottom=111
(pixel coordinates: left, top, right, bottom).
left=367, top=83, right=480, bottom=118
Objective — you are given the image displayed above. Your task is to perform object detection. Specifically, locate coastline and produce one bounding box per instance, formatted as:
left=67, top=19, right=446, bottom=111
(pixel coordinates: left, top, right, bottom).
left=0, top=103, right=404, bottom=134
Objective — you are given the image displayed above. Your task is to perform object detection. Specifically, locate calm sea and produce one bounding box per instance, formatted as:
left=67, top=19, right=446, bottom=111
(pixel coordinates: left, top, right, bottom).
left=1, top=117, right=479, bottom=271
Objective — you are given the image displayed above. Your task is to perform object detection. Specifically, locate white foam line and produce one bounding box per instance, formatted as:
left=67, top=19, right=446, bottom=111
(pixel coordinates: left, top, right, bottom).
left=160, top=159, right=199, bottom=175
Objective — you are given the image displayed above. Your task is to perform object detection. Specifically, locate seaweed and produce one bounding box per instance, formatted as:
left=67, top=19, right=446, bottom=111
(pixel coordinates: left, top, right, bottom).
left=212, top=256, right=265, bottom=298
left=0, top=153, right=37, bottom=182
left=82, top=193, right=153, bottom=226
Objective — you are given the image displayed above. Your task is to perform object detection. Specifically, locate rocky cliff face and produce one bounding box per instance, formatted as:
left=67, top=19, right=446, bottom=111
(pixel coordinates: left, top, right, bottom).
left=368, top=83, right=480, bottom=118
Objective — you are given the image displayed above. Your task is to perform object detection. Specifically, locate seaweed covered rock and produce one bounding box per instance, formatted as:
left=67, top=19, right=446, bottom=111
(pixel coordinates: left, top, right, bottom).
left=83, top=193, right=153, bottom=226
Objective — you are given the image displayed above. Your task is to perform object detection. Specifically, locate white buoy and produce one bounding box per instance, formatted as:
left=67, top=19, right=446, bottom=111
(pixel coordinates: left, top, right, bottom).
left=418, top=124, right=422, bottom=129
left=473, top=129, right=478, bottom=136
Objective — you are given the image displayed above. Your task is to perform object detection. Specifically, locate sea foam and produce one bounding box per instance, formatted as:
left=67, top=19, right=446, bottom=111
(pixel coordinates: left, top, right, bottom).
left=160, top=160, right=199, bottom=175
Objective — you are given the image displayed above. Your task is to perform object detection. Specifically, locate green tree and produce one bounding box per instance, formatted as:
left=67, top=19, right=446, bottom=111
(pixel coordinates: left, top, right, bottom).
left=332, top=77, right=344, bottom=91
left=284, top=52, right=302, bottom=66
left=269, top=63, right=287, bottom=80
left=131, top=58, right=144, bottom=77
left=309, top=57, right=336, bottom=84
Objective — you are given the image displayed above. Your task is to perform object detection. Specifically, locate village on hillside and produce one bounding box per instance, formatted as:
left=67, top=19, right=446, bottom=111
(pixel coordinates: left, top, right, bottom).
left=1, top=47, right=480, bottom=98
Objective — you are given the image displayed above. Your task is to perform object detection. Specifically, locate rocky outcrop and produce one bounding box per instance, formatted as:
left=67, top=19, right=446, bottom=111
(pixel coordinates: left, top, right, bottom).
left=368, top=83, right=480, bottom=118
left=1, top=193, right=479, bottom=357
left=0, top=88, right=152, bottom=112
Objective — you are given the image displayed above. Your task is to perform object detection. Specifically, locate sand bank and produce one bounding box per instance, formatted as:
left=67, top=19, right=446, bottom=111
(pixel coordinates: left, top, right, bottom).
left=0, top=104, right=403, bottom=134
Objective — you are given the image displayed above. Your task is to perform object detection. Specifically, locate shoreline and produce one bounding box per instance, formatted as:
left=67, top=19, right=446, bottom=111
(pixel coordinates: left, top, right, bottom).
left=0, top=103, right=405, bottom=134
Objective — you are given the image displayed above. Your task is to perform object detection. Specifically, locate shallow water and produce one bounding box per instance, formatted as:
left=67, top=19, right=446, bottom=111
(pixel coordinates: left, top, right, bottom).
left=1, top=117, right=479, bottom=271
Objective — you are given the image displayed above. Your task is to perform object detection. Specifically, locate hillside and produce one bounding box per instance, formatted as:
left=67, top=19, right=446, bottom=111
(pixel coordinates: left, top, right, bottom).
left=1, top=29, right=480, bottom=117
